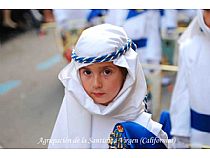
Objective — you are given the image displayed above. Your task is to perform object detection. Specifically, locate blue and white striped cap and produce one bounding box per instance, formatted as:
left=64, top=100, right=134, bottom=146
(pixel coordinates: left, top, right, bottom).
left=72, top=39, right=137, bottom=64
left=71, top=24, right=137, bottom=64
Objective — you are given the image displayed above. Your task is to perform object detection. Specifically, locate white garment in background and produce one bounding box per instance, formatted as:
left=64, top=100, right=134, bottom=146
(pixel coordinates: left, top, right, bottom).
left=53, top=9, right=90, bottom=30
left=104, top=9, right=128, bottom=26
left=161, top=9, right=178, bottom=30
left=123, top=10, right=162, bottom=64
left=170, top=10, right=210, bottom=148
left=105, top=10, right=162, bottom=64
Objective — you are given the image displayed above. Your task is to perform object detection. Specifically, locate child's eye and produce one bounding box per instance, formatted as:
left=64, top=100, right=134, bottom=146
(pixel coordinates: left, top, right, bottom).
left=83, top=70, right=92, bottom=75
left=103, top=69, right=112, bottom=75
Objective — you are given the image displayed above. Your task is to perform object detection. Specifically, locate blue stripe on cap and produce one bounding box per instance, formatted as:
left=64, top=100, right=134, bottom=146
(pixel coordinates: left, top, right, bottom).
left=72, top=39, right=136, bottom=64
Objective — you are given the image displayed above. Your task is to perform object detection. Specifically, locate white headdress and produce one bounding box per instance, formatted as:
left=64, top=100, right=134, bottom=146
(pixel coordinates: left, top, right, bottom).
left=179, top=10, right=210, bottom=44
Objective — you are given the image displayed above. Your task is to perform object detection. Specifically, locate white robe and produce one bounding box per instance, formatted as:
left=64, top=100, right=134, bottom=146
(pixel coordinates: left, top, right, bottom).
left=53, top=9, right=90, bottom=30
left=170, top=10, right=210, bottom=147
left=123, top=10, right=162, bottom=63
left=104, top=9, right=128, bottom=26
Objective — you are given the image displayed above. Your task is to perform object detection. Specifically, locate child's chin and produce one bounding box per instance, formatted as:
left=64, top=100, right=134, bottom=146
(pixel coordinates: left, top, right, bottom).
left=94, top=100, right=109, bottom=106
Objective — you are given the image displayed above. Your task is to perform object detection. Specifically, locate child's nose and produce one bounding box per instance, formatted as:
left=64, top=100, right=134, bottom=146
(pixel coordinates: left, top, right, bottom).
left=93, top=75, right=102, bottom=89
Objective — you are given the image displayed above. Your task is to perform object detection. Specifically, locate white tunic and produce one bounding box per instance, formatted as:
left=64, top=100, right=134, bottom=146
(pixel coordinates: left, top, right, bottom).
left=53, top=9, right=90, bottom=30
left=170, top=11, right=210, bottom=147
left=123, top=10, right=162, bottom=63
left=104, top=9, right=128, bottom=26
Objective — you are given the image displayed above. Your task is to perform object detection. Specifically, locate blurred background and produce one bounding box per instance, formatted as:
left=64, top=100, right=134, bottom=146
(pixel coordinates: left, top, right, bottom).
left=0, top=9, right=196, bottom=148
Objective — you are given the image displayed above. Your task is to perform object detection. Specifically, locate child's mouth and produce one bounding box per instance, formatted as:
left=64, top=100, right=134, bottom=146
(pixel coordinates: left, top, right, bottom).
left=92, top=92, right=105, bottom=97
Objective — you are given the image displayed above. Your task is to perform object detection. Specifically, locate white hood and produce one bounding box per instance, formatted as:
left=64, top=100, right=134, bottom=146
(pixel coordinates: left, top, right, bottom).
left=59, top=24, right=147, bottom=120
left=179, top=10, right=210, bottom=44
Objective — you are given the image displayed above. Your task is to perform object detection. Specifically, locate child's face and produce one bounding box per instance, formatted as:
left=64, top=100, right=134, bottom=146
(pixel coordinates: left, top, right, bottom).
left=79, top=62, right=126, bottom=106
left=204, top=10, right=210, bottom=28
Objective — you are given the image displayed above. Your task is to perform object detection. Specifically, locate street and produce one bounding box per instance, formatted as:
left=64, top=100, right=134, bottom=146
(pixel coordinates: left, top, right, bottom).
left=0, top=28, right=66, bottom=148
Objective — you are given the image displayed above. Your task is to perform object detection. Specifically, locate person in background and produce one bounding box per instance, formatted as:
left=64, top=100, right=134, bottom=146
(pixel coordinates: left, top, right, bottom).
left=170, top=9, right=210, bottom=148
left=53, top=9, right=90, bottom=62
left=2, top=9, right=17, bottom=28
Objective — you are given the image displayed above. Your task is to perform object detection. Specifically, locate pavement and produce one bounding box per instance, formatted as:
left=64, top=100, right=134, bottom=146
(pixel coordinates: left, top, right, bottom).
left=0, top=28, right=67, bottom=148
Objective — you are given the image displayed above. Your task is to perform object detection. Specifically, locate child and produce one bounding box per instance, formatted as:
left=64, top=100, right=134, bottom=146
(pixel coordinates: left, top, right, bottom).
left=48, top=24, right=168, bottom=148
left=170, top=10, right=210, bottom=148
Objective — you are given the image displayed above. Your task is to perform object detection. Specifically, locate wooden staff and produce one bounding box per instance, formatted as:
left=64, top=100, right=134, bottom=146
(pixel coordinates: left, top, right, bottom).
left=141, top=63, right=178, bottom=72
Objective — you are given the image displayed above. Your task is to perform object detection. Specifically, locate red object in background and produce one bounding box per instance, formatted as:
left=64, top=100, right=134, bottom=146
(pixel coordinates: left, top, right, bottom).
left=64, top=48, right=72, bottom=62
left=43, top=10, right=55, bottom=23
left=167, top=84, right=174, bottom=93
left=38, top=30, right=46, bottom=38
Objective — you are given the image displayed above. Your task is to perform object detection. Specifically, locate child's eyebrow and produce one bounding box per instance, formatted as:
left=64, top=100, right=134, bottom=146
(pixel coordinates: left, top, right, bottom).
left=79, top=67, right=91, bottom=72
left=81, top=65, right=117, bottom=70
left=98, top=65, right=117, bottom=71
left=102, top=66, right=115, bottom=69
